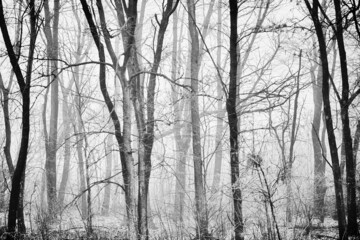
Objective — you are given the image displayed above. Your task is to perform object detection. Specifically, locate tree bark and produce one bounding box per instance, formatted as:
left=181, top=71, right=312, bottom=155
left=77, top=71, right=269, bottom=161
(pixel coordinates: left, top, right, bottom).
left=304, top=0, right=346, bottom=238
left=227, top=1, right=244, bottom=239
left=171, top=4, right=191, bottom=225
left=74, top=122, right=87, bottom=219
left=333, top=0, right=359, bottom=236
left=353, top=119, right=360, bottom=214
left=57, top=82, right=72, bottom=208
left=187, top=0, right=209, bottom=238
left=81, top=1, right=137, bottom=238
left=311, top=54, right=326, bottom=222
left=212, top=0, right=225, bottom=191
left=0, top=0, right=38, bottom=237
left=136, top=1, right=178, bottom=238
left=101, top=135, right=113, bottom=215
left=43, top=0, right=60, bottom=218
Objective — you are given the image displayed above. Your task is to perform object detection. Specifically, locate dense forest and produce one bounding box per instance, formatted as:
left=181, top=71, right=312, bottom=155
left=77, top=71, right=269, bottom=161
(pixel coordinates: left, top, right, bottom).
left=0, top=0, right=360, bottom=239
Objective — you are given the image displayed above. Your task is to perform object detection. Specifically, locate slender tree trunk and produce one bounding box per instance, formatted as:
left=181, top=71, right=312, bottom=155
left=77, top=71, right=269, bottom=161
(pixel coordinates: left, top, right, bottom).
left=212, top=0, right=225, bottom=191
left=228, top=1, right=243, bottom=239
left=0, top=0, right=38, bottom=237
left=304, top=1, right=346, bottom=238
left=353, top=119, right=360, bottom=215
left=43, top=0, right=60, bottom=217
left=58, top=6, right=83, bottom=206
left=58, top=84, right=72, bottom=208
left=0, top=74, right=14, bottom=176
left=171, top=8, right=192, bottom=226
left=81, top=1, right=137, bottom=238
left=101, top=135, right=113, bottom=215
left=286, top=50, right=302, bottom=223
left=136, top=1, right=177, bottom=238
left=74, top=123, right=87, bottom=219
left=0, top=1, right=23, bottom=229
left=187, top=0, right=209, bottom=238
left=82, top=130, right=93, bottom=235
left=333, top=0, right=359, bottom=236
left=311, top=57, right=326, bottom=222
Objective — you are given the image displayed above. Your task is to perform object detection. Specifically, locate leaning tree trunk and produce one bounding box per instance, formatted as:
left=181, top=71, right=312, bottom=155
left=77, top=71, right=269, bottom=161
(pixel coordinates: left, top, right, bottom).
left=0, top=0, right=38, bottom=237
left=0, top=1, right=24, bottom=230
left=304, top=0, right=346, bottom=238
left=227, top=1, right=244, bottom=239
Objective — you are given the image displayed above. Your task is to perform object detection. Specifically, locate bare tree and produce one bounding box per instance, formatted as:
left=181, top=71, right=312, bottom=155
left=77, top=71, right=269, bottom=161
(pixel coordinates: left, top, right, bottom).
left=171, top=2, right=192, bottom=226
left=81, top=0, right=137, bottom=238
left=212, top=0, right=226, bottom=191
left=310, top=48, right=327, bottom=222
left=227, top=1, right=243, bottom=239
left=43, top=0, right=60, bottom=218
left=0, top=0, right=40, bottom=237
left=101, top=135, right=113, bottom=215
left=304, top=0, right=346, bottom=238
left=187, top=0, right=210, bottom=238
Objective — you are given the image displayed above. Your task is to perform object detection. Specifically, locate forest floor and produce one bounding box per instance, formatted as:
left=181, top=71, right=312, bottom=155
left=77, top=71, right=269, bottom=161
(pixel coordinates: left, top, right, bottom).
left=0, top=211, right=344, bottom=239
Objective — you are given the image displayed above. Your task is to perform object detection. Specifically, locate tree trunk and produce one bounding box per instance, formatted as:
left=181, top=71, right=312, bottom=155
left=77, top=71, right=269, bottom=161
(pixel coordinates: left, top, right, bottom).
left=0, top=74, right=14, bottom=176
left=136, top=1, right=177, bottom=238
left=333, top=0, right=359, bottom=236
left=212, top=0, right=225, bottom=191
left=228, top=1, right=244, bottom=239
left=0, top=0, right=38, bottom=237
left=81, top=1, right=137, bottom=238
left=171, top=4, right=191, bottom=225
left=187, top=0, right=209, bottom=238
left=311, top=56, right=326, bottom=223
left=82, top=129, right=93, bottom=235
left=58, top=84, right=72, bottom=208
left=353, top=119, right=360, bottom=215
left=74, top=123, right=87, bottom=219
left=285, top=50, right=302, bottom=224
left=16, top=176, right=26, bottom=233
left=43, top=0, right=60, bottom=218
left=0, top=1, right=23, bottom=229
left=304, top=1, right=346, bottom=238
left=101, top=135, right=113, bottom=215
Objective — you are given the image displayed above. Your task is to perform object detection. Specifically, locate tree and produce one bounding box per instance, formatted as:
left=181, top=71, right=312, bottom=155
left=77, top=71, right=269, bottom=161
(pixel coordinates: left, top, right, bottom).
left=227, top=1, right=243, bottom=239
left=81, top=0, right=137, bottom=238
left=132, top=0, right=178, bottom=238
left=310, top=46, right=327, bottom=222
left=43, top=0, right=60, bottom=218
left=187, top=0, right=210, bottom=238
left=268, top=51, right=302, bottom=224
left=0, top=1, right=25, bottom=231
left=57, top=0, right=90, bottom=208
left=0, top=0, right=40, bottom=237
left=332, top=0, right=359, bottom=235
left=212, top=0, right=226, bottom=191
left=101, top=134, right=113, bottom=215
left=304, top=0, right=347, bottom=238
left=305, top=0, right=360, bottom=238
left=171, top=2, right=191, bottom=225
